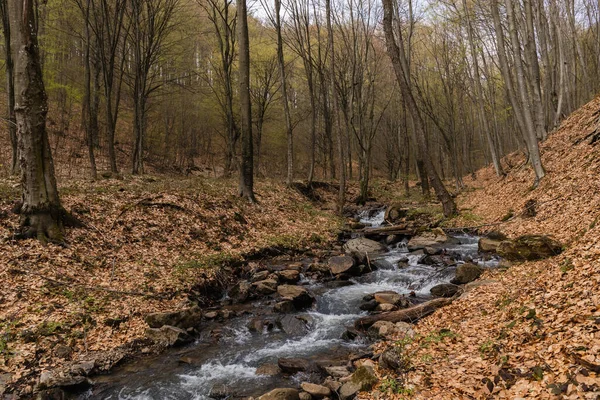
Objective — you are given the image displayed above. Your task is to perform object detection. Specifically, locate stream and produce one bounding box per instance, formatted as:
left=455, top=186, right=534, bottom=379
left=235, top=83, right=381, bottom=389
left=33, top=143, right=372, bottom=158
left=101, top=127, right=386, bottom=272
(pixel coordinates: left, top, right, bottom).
left=81, top=210, right=498, bottom=400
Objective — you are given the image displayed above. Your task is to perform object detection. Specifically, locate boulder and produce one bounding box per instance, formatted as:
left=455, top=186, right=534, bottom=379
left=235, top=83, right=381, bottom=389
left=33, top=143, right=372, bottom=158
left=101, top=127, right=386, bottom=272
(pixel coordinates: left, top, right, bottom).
left=299, top=392, right=312, bottom=400
left=367, top=321, right=398, bottom=339
left=145, top=305, right=203, bottom=330
left=451, top=263, right=483, bottom=284
left=420, top=254, right=445, bottom=266
left=38, top=371, right=89, bottom=390
left=253, top=279, right=279, bottom=295
left=497, top=235, right=563, bottom=261
left=407, top=229, right=447, bottom=250
left=373, top=291, right=410, bottom=308
left=323, top=376, right=343, bottom=392
left=300, top=382, right=331, bottom=398
left=339, top=382, right=361, bottom=400
left=351, top=365, right=378, bottom=390
left=278, top=358, right=310, bottom=374
left=325, top=366, right=351, bottom=378
left=274, top=300, right=296, bottom=313
left=430, top=283, right=460, bottom=298
left=145, top=325, right=193, bottom=347
left=248, top=318, right=272, bottom=333
left=343, top=238, right=387, bottom=262
left=277, top=285, right=315, bottom=309
left=384, top=203, right=408, bottom=222
left=373, top=291, right=401, bottom=305
left=209, top=384, right=231, bottom=399
left=376, top=303, right=398, bottom=312
left=328, top=256, right=359, bottom=275
left=339, top=365, right=378, bottom=399
left=424, top=246, right=443, bottom=255
left=379, top=348, right=407, bottom=371
left=256, top=363, right=281, bottom=376
left=478, top=238, right=502, bottom=253
left=258, top=388, right=300, bottom=400
left=278, top=270, right=301, bottom=283
left=229, top=281, right=252, bottom=302
left=251, top=270, right=270, bottom=282
left=277, top=315, right=310, bottom=336
left=359, top=300, right=378, bottom=311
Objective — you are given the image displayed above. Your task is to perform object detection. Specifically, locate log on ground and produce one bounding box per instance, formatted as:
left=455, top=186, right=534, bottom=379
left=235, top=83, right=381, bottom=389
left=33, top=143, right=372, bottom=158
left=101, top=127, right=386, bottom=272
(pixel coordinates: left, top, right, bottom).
left=354, top=297, right=454, bottom=329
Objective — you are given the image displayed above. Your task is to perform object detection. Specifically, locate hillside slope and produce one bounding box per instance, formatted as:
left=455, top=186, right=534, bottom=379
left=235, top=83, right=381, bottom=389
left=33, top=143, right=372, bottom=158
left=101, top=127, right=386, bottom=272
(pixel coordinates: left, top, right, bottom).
left=368, top=97, right=600, bottom=398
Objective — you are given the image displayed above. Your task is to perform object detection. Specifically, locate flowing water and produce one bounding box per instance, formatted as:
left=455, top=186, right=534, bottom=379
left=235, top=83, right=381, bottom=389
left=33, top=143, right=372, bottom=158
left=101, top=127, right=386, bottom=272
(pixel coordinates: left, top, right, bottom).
left=83, top=212, right=497, bottom=399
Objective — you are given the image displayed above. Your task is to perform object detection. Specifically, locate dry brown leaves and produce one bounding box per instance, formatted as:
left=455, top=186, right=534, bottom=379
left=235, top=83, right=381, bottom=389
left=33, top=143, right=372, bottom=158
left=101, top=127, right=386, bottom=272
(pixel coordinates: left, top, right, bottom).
left=0, top=176, right=340, bottom=391
left=366, top=97, right=600, bottom=399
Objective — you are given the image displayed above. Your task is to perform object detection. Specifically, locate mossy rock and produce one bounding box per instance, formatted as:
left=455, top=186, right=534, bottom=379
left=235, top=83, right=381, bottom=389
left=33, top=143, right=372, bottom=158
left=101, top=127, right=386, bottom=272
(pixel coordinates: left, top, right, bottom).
left=497, top=235, right=563, bottom=261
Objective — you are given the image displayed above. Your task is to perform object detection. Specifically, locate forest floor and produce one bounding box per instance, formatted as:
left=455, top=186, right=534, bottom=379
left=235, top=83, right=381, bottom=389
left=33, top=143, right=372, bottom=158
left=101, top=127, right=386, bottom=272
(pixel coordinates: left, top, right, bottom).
left=0, top=175, right=351, bottom=395
left=365, top=97, right=600, bottom=399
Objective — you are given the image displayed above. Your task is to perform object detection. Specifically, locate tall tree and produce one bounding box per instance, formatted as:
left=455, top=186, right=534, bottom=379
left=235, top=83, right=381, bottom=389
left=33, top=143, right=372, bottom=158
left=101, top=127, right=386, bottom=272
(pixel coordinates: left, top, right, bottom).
left=381, top=0, right=457, bottom=217
left=0, top=0, right=17, bottom=175
left=273, top=0, right=294, bottom=185
left=237, top=0, right=255, bottom=201
left=11, top=0, right=65, bottom=241
left=129, top=0, right=179, bottom=175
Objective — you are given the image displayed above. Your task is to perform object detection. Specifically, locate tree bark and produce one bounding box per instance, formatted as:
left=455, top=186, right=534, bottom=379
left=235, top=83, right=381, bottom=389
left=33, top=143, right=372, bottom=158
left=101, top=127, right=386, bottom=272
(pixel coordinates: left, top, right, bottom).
left=0, top=0, right=17, bottom=175
left=11, top=0, right=65, bottom=242
left=274, top=0, right=294, bottom=186
left=237, top=0, right=255, bottom=201
left=381, top=0, right=456, bottom=217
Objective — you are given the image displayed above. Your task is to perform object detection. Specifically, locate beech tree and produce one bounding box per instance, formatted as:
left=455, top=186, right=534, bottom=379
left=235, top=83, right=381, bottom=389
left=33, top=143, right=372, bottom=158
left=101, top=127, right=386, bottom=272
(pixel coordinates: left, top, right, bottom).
left=10, top=0, right=66, bottom=241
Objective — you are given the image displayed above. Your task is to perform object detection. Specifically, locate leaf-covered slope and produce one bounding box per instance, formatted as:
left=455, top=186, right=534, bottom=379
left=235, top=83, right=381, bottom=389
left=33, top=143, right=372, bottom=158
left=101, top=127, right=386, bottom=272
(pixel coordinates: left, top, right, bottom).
left=368, top=96, right=600, bottom=399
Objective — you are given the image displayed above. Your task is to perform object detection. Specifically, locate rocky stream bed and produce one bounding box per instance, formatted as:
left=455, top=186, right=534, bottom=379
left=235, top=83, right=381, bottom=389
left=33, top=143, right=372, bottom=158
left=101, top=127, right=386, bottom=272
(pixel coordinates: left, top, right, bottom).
left=52, top=207, right=508, bottom=400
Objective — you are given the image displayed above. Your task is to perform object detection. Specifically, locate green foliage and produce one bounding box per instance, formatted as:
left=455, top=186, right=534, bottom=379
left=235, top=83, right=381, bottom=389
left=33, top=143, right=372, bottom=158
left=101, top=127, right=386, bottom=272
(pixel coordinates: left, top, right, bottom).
left=560, top=258, right=574, bottom=274
left=479, top=339, right=498, bottom=358
left=501, top=210, right=515, bottom=222
left=379, top=377, right=414, bottom=396
left=37, top=321, right=63, bottom=336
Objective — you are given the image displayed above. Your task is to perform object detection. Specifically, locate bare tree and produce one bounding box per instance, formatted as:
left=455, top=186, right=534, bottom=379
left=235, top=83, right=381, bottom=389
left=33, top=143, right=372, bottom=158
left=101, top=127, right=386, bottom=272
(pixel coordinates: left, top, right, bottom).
left=382, top=0, right=457, bottom=217
left=237, top=0, right=255, bottom=201
left=0, top=0, right=17, bottom=175
left=128, top=0, right=179, bottom=174
left=200, top=0, right=239, bottom=177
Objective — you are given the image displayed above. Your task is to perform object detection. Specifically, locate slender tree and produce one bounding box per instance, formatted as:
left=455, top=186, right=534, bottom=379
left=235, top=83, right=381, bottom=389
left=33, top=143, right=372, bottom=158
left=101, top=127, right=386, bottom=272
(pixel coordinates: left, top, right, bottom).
left=382, top=0, right=457, bottom=217
left=237, top=0, right=255, bottom=201
left=0, top=0, right=17, bottom=175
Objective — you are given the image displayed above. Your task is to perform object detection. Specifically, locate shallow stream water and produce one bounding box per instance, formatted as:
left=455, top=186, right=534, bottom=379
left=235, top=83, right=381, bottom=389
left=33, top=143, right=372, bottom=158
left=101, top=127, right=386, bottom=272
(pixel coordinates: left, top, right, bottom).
left=83, top=211, right=497, bottom=399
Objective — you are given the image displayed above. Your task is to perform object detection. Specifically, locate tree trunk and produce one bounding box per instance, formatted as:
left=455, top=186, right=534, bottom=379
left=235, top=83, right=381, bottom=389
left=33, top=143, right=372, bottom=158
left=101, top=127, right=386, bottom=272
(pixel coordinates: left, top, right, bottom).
left=275, top=0, right=294, bottom=186
left=462, top=0, right=504, bottom=177
left=326, top=0, right=345, bottom=213
left=12, top=0, right=65, bottom=242
left=237, top=0, right=255, bottom=201
left=1, top=0, right=17, bottom=175
left=382, top=0, right=456, bottom=217
left=82, top=0, right=97, bottom=179
left=504, top=0, right=546, bottom=186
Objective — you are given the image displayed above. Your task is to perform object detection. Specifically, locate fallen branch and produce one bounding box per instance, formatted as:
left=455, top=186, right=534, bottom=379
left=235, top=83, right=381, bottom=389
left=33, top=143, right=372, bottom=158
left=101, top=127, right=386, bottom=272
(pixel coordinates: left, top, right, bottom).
left=354, top=297, right=454, bottom=329
left=362, top=224, right=415, bottom=237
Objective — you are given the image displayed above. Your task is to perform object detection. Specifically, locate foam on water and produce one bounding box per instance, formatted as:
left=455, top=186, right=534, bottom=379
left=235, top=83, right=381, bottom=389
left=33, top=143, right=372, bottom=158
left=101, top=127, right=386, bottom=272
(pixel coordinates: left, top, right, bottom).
left=84, top=232, right=495, bottom=400
left=358, top=209, right=385, bottom=227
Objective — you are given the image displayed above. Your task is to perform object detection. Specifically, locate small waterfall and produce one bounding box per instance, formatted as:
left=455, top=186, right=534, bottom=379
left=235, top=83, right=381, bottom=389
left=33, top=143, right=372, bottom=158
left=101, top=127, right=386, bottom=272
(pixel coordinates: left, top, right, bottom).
left=358, top=208, right=385, bottom=227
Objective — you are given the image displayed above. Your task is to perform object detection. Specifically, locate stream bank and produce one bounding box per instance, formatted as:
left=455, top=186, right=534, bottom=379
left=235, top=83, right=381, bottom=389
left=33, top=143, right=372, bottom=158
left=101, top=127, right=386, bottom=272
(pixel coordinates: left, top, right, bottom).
left=63, top=207, right=501, bottom=400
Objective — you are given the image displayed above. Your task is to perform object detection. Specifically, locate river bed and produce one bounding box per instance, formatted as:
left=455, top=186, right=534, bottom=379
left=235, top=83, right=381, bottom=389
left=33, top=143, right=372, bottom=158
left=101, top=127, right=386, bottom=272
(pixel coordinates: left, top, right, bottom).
left=81, top=211, right=497, bottom=399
